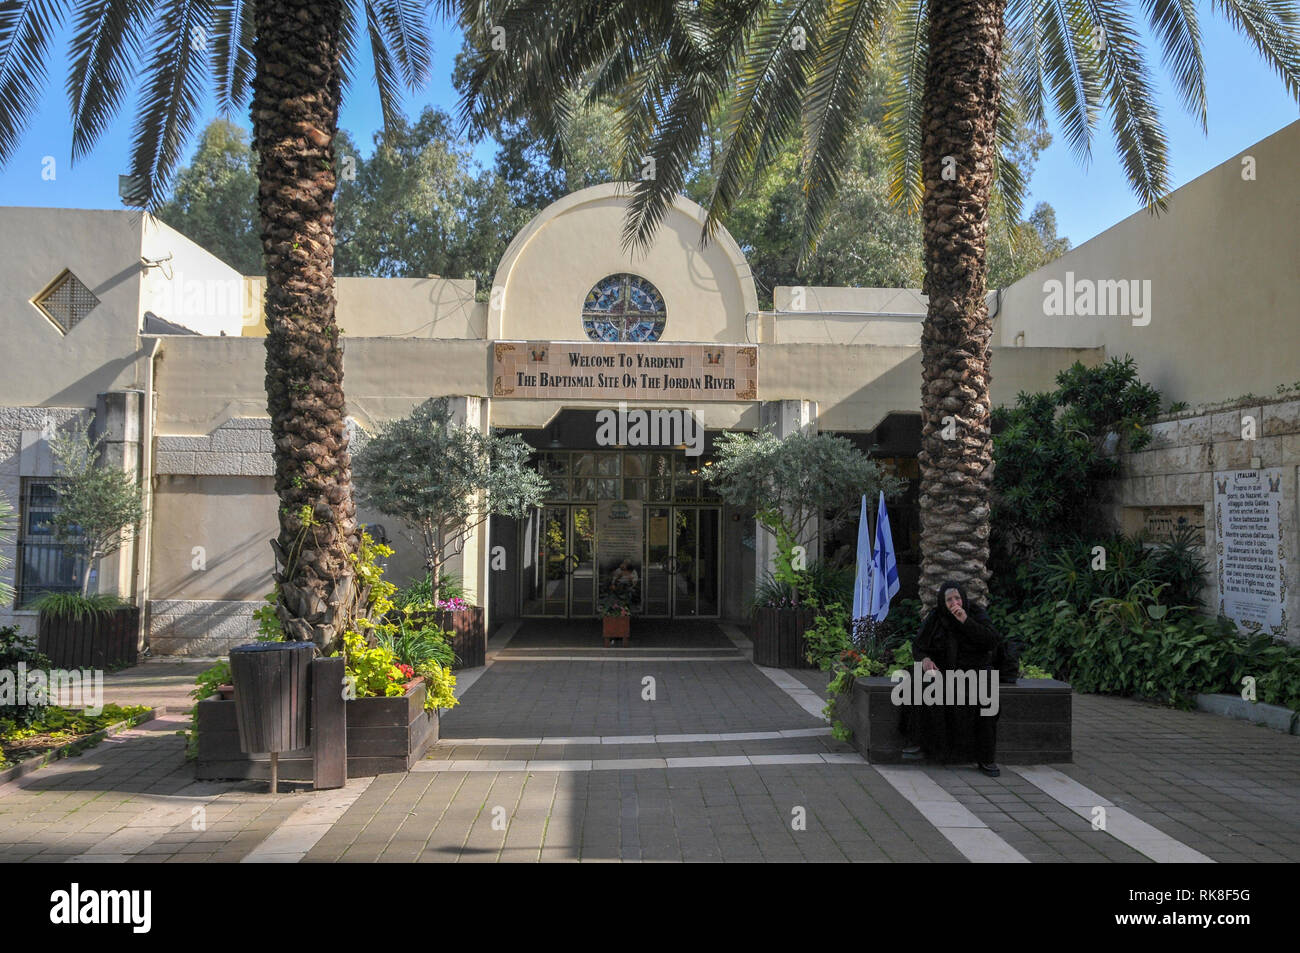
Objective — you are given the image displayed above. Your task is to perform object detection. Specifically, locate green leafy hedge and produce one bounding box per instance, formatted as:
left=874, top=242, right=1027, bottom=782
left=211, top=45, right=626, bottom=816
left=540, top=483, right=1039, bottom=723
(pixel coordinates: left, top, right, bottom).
left=993, top=590, right=1300, bottom=712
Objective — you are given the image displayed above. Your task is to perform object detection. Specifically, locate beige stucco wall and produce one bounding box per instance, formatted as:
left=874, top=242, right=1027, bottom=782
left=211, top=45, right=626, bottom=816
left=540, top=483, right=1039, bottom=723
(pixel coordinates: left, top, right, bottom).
left=0, top=207, right=149, bottom=406
left=239, top=276, right=484, bottom=339
left=758, top=344, right=1103, bottom=432
left=490, top=184, right=759, bottom=344
left=996, top=119, right=1300, bottom=406
left=151, top=475, right=276, bottom=601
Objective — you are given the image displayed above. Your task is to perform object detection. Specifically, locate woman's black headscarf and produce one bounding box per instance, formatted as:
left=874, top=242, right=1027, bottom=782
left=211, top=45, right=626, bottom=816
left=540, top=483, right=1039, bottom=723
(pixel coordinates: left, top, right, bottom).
left=916, top=579, right=982, bottom=670
left=934, top=579, right=970, bottom=633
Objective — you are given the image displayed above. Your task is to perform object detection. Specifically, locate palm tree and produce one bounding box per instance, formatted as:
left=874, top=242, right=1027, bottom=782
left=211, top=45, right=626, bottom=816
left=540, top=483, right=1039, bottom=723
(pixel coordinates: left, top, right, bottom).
left=0, top=0, right=450, bottom=650
left=457, top=0, right=1300, bottom=604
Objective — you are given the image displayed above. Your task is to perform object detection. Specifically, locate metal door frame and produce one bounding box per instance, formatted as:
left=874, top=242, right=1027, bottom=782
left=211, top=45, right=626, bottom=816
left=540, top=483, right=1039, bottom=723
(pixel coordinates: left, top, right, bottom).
left=641, top=503, right=722, bottom=619
left=519, top=503, right=599, bottom=618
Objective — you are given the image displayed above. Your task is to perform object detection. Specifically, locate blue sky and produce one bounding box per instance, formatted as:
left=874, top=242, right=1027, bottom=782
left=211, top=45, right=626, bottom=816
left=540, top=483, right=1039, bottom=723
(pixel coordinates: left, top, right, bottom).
left=0, top=11, right=1296, bottom=249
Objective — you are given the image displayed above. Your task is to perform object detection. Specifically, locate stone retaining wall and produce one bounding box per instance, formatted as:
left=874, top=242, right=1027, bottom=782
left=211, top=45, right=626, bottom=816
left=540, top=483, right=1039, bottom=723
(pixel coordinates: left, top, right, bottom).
left=1102, top=394, right=1299, bottom=643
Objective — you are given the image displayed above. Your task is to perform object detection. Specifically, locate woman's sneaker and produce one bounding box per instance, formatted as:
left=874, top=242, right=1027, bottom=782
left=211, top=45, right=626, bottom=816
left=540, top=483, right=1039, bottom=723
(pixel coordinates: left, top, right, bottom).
left=978, top=762, right=1001, bottom=778
left=902, top=745, right=924, bottom=761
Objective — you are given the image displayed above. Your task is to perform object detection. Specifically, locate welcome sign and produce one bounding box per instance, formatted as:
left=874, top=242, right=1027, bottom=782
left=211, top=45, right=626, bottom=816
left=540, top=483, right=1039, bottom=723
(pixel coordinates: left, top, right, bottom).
left=493, top=341, right=758, bottom=401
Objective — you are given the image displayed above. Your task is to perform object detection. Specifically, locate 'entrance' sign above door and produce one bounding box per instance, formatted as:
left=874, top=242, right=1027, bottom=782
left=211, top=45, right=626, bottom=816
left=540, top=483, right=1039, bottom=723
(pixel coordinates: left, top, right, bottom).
left=493, top=341, right=758, bottom=401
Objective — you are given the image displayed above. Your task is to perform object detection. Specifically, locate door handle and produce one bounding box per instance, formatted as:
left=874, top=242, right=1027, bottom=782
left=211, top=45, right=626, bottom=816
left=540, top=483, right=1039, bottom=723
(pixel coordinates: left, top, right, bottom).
left=562, top=553, right=580, bottom=575
left=664, top=555, right=679, bottom=574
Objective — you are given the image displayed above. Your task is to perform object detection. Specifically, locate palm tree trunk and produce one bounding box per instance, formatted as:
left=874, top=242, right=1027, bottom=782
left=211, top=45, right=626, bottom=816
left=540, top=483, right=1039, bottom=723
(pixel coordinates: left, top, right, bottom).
left=916, top=0, right=1005, bottom=607
left=252, top=0, right=358, bottom=651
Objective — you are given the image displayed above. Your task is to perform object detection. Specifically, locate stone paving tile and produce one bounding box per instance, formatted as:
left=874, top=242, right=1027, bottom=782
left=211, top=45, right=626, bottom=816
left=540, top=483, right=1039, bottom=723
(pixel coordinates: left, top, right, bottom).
left=4, top=619, right=1300, bottom=864
left=1060, top=693, right=1300, bottom=862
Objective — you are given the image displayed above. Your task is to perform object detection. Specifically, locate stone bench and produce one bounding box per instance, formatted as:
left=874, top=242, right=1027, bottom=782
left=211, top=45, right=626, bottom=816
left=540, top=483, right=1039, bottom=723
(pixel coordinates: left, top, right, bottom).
left=833, top=676, right=1072, bottom=764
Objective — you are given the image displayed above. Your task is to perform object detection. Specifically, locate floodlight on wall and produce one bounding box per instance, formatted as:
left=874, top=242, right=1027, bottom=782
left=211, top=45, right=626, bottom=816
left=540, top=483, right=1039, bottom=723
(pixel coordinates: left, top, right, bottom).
left=140, top=252, right=174, bottom=280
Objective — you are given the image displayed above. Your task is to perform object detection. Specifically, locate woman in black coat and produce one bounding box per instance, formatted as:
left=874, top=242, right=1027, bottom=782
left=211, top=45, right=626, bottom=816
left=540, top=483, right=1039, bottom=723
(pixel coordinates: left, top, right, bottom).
left=902, top=579, right=1003, bottom=777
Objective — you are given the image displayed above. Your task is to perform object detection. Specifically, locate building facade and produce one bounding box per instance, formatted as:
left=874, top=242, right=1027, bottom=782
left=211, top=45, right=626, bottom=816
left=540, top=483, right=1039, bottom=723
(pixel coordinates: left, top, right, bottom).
left=2, top=121, right=1297, bottom=652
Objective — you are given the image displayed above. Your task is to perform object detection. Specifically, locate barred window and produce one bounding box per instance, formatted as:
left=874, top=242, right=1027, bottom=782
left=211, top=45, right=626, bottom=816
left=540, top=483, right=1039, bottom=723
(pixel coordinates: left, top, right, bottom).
left=33, top=270, right=100, bottom=334
left=14, top=478, right=87, bottom=607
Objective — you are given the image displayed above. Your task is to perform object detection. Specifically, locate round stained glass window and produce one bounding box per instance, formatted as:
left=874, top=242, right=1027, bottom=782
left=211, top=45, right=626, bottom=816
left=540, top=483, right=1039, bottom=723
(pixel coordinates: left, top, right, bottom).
left=582, top=274, right=666, bottom=342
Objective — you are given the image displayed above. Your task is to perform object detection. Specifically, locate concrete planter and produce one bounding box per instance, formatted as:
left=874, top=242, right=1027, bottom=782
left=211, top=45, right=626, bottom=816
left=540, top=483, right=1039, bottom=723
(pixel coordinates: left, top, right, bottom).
left=406, top=607, right=485, bottom=670
left=833, top=675, right=1073, bottom=763
left=751, top=606, right=817, bottom=668
left=38, top=606, right=139, bottom=670
left=195, top=678, right=437, bottom=781
left=1194, top=693, right=1299, bottom=734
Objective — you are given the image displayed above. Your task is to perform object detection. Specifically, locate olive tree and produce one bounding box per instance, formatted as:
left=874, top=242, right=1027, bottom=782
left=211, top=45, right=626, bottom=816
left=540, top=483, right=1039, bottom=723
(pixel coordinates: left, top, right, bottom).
left=353, top=398, right=549, bottom=593
left=703, top=429, right=903, bottom=603
left=48, top=419, right=145, bottom=597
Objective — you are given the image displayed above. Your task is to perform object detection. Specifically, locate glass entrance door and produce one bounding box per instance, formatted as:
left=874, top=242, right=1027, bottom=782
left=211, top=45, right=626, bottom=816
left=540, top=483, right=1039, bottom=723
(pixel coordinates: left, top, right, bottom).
left=521, top=504, right=598, bottom=616
left=642, top=505, right=721, bottom=618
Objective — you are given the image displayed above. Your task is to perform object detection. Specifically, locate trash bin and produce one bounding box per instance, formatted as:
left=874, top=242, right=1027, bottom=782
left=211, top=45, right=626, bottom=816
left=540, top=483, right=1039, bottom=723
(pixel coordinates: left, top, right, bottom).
left=229, top=641, right=315, bottom=791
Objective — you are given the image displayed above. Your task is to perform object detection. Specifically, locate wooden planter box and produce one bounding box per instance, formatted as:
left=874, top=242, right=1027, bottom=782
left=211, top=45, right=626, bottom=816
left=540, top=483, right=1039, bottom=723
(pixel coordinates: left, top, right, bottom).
left=602, top=615, right=630, bottom=646
left=751, top=606, right=817, bottom=668
left=38, top=606, right=139, bottom=670
left=195, top=678, right=437, bottom=781
left=833, top=675, right=1072, bottom=764
left=406, top=607, right=485, bottom=670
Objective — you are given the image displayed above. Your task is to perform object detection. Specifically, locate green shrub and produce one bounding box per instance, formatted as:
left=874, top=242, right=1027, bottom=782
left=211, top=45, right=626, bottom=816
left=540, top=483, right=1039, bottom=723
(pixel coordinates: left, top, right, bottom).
left=752, top=559, right=855, bottom=611
left=31, top=592, right=125, bottom=621
left=1004, top=581, right=1300, bottom=712
left=0, top=625, right=51, bottom=727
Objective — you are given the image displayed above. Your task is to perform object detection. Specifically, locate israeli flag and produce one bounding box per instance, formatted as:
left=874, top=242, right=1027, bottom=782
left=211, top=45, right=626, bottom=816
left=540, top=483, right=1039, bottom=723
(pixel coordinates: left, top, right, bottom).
left=851, top=494, right=873, bottom=623
left=869, top=491, right=900, bottom=622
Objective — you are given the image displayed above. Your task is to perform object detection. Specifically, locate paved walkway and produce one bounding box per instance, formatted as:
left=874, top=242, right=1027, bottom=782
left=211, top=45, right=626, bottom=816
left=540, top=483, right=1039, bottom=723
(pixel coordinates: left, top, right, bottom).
left=1, top=620, right=1297, bottom=863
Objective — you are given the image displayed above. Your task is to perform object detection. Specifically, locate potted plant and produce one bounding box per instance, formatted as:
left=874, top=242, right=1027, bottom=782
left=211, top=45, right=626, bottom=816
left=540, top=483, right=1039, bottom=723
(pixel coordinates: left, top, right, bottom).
left=703, top=429, right=901, bottom=668
left=34, top=417, right=144, bottom=670
left=353, top=398, right=549, bottom=668
left=601, top=595, right=631, bottom=645
left=193, top=532, right=457, bottom=780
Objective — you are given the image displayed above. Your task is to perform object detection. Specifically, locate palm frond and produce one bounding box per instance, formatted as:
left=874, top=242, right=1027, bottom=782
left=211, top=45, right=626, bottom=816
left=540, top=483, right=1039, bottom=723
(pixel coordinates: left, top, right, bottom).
left=883, top=0, right=927, bottom=212
left=127, top=0, right=214, bottom=209
left=1078, top=0, right=1170, bottom=207
left=211, top=0, right=254, bottom=116
left=619, top=4, right=740, bottom=250
left=66, top=0, right=151, bottom=163
left=1006, top=0, right=1048, bottom=128
left=1140, top=0, right=1206, bottom=129
left=992, top=70, right=1030, bottom=222
left=701, top=0, right=827, bottom=247
left=799, top=0, right=892, bottom=261
left=1039, top=0, right=1103, bottom=165
left=0, top=0, right=67, bottom=165
left=369, top=0, right=433, bottom=91
left=1211, top=0, right=1300, bottom=99
left=364, top=0, right=404, bottom=129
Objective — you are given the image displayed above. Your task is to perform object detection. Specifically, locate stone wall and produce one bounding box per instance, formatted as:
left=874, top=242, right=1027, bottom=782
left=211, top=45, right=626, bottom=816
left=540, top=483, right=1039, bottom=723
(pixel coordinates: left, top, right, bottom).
left=1102, top=394, right=1299, bottom=643
left=148, top=598, right=261, bottom=656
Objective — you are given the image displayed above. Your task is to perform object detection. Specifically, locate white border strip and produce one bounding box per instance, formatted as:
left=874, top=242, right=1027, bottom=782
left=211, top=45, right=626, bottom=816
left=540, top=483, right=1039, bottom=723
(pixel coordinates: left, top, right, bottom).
left=412, top=752, right=865, bottom=772
left=241, top=777, right=375, bottom=863
left=875, top=766, right=1029, bottom=863
left=1013, top=766, right=1214, bottom=863
left=434, top=727, right=832, bottom=746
